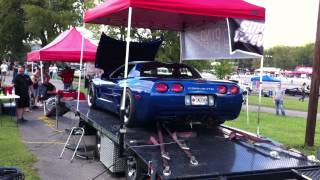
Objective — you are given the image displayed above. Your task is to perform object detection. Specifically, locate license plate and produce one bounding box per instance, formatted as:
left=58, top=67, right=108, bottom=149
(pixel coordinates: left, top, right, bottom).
left=191, top=95, right=208, bottom=105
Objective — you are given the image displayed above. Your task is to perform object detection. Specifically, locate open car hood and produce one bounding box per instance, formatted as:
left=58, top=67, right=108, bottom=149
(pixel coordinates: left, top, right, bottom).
left=95, top=33, right=162, bottom=77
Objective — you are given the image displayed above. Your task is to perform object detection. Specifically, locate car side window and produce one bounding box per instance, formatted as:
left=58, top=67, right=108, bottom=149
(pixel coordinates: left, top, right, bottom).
left=179, top=67, right=193, bottom=77
left=110, top=65, right=134, bottom=79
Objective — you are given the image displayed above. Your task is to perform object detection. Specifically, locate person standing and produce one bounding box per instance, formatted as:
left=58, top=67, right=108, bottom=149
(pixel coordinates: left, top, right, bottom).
left=49, top=64, right=53, bottom=78
left=0, top=61, right=8, bottom=82
left=273, top=84, right=286, bottom=116
left=12, top=62, right=18, bottom=79
left=59, top=66, right=74, bottom=91
left=52, top=64, right=58, bottom=79
left=12, top=66, right=32, bottom=122
left=299, top=82, right=307, bottom=102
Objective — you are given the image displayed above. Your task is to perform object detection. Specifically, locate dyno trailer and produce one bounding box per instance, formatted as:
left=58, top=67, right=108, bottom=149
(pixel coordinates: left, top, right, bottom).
left=69, top=0, right=320, bottom=179
left=65, top=101, right=320, bottom=180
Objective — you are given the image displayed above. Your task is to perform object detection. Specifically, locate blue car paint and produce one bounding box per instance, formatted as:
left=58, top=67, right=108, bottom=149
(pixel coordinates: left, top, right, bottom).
left=91, top=62, right=243, bottom=124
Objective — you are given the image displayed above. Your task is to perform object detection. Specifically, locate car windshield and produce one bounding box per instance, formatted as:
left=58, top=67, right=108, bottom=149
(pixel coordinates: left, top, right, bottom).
left=140, top=62, right=201, bottom=79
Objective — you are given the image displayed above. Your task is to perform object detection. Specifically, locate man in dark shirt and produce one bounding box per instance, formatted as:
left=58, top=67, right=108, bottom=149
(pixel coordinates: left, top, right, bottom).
left=13, top=66, right=32, bottom=122
left=38, top=75, right=56, bottom=102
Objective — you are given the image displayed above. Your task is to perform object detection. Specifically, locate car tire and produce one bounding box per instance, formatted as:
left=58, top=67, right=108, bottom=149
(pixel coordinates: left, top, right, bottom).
left=126, top=156, right=146, bottom=180
left=45, top=96, right=57, bottom=117
left=123, top=90, right=136, bottom=127
left=87, top=83, right=96, bottom=108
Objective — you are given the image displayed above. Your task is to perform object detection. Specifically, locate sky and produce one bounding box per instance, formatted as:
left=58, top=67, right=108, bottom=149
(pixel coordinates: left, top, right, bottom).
left=246, top=0, right=319, bottom=49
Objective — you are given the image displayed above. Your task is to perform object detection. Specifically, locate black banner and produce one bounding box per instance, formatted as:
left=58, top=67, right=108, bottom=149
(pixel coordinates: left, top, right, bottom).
left=228, top=18, right=264, bottom=56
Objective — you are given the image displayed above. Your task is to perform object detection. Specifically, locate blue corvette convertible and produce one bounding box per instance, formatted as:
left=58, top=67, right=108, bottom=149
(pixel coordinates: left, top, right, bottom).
left=88, top=61, right=243, bottom=126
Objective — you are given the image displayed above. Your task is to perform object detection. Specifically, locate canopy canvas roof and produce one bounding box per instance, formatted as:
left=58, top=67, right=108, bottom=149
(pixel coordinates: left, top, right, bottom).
left=294, top=66, right=313, bottom=75
left=27, top=27, right=97, bottom=62
left=84, top=0, right=265, bottom=30
left=251, top=75, right=280, bottom=82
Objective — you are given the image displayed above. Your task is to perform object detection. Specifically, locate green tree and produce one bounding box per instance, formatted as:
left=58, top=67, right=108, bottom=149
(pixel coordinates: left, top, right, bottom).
left=0, top=0, right=26, bottom=61
left=184, top=60, right=213, bottom=71
left=264, top=43, right=314, bottom=70
left=212, top=61, right=234, bottom=79
left=23, top=0, right=81, bottom=46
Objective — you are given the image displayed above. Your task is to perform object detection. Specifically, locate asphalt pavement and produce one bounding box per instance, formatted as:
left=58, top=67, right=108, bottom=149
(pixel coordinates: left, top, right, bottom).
left=242, top=104, right=320, bottom=119
left=21, top=109, right=122, bottom=180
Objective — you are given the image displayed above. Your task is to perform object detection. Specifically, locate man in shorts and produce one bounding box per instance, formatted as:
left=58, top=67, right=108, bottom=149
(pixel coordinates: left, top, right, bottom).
left=12, top=66, right=32, bottom=122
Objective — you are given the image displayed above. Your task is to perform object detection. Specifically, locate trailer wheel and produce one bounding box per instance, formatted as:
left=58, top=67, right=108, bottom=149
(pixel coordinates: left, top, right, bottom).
left=88, top=83, right=96, bottom=108
left=123, top=90, right=136, bottom=127
left=126, top=156, right=145, bottom=180
left=45, top=96, right=57, bottom=116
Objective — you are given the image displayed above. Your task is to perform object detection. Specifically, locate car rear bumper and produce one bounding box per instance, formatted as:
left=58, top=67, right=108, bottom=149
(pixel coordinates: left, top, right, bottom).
left=134, top=93, right=243, bottom=123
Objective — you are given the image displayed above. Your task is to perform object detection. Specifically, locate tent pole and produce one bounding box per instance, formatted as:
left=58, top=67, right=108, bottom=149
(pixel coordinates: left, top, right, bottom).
left=257, top=56, right=264, bottom=136
left=76, top=28, right=85, bottom=111
left=120, top=7, right=132, bottom=113
left=246, top=91, right=249, bottom=124
left=179, top=31, right=184, bottom=63
left=76, top=3, right=86, bottom=111
left=40, top=61, right=45, bottom=115
left=40, top=61, right=44, bottom=83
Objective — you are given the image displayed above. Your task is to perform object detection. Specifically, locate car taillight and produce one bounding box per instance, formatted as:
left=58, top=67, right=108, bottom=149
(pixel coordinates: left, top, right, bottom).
left=230, top=85, right=239, bottom=95
left=171, top=83, right=184, bottom=93
left=217, top=85, right=227, bottom=94
left=155, top=83, right=168, bottom=93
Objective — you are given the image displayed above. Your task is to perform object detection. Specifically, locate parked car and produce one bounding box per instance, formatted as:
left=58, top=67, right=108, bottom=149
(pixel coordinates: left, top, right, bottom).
left=87, top=61, right=243, bottom=126
left=285, top=87, right=310, bottom=96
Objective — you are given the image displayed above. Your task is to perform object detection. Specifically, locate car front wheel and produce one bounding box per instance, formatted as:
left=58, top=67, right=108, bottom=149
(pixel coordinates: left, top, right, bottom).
left=87, top=83, right=96, bottom=108
left=122, top=90, right=136, bottom=127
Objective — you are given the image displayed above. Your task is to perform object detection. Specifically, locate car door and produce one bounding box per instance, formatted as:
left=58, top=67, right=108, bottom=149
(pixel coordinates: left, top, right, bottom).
left=108, top=64, right=135, bottom=111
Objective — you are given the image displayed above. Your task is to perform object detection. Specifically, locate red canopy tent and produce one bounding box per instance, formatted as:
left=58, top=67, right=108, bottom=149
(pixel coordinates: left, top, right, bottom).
left=84, top=0, right=265, bottom=29
left=83, top=0, right=265, bottom=126
left=27, top=27, right=97, bottom=62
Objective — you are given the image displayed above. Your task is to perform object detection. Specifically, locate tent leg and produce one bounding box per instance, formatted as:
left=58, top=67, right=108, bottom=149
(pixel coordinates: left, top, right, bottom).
left=257, top=56, right=264, bottom=136
left=40, top=61, right=45, bottom=115
left=246, top=92, right=249, bottom=125
left=76, top=29, right=85, bottom=111
left=120, top=7, right=133, bottom=113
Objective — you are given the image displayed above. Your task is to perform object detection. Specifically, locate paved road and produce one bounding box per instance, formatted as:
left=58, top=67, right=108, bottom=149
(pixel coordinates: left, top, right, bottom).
left=242, top=105, right=320, bottom=119
left=21, top=109, right=123, bottom=180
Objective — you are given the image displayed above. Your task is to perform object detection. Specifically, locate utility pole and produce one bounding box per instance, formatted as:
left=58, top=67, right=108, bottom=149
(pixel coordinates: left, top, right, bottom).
left=305, top=1, right=320, bottom=146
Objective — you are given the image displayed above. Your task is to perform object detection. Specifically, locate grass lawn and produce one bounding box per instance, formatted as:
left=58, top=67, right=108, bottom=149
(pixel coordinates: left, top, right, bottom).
left=247, top=94, right=319, bottom=112
left=0, top=115, right=39, bottom=180
left=225, top=111, right=320, bottom=155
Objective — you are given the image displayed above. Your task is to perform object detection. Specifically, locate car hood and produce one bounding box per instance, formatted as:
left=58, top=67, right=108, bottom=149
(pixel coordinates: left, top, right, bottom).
left=95, top=33, right=162, bottom=77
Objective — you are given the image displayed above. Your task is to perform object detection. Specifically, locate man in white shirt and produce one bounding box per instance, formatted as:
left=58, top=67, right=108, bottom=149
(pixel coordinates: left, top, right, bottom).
left=0, top=62, right=8, bottom=82
left=273, top=83, right=286, bottom=116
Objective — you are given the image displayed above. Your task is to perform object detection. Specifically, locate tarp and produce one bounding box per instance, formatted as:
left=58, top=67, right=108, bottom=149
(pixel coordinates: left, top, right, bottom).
left=96, top=33, right=162, bottom=77
left=27, top=27, right=97, bottom=62
left=84, top=0, right=265, bottom=30
left=251, top=75, right=280, bottom=82
left=181, top=20, right=260, bottom=60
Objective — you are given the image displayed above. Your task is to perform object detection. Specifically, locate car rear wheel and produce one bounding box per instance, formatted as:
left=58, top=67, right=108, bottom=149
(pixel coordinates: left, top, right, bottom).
left=123, top=90, right=136, bottom=127
left=45, top=96, right=57, bottom=116
left=126, top=156, right=146, bottom=180
left=87, top=83, right=96, bottom=108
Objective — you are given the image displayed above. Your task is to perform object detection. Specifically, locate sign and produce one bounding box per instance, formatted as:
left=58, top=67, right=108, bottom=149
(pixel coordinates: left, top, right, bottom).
left=181, top=19, right=259, bottom=60
left=227, top=18, right=265, bottom=56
